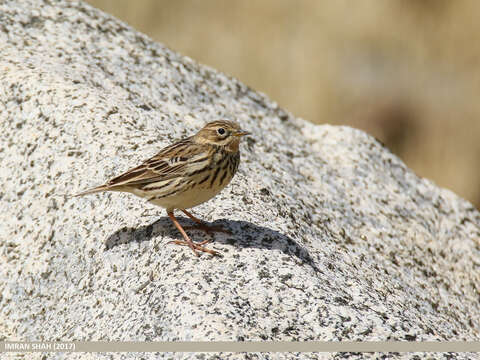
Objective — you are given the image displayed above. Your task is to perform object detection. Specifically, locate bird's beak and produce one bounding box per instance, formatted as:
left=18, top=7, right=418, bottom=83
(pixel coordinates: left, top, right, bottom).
left=234, top=130, right=251, bottom=137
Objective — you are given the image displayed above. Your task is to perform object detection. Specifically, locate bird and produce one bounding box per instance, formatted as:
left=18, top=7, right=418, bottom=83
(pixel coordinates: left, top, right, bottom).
left=75, top=120, right=250, bottom=256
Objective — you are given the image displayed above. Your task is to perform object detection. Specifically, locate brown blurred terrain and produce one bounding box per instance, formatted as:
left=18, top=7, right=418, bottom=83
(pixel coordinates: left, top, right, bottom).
left=87, top=0, right=480, bottom=208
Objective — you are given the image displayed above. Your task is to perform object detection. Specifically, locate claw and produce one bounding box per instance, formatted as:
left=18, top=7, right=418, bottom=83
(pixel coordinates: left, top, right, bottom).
left=167, top=239, right=218, bottom=256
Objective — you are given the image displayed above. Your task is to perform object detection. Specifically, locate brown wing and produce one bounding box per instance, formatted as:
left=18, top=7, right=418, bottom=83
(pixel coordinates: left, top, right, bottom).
left=104, top=137, right=212, bottom=188
left=75, top=138, right=214, bottom=197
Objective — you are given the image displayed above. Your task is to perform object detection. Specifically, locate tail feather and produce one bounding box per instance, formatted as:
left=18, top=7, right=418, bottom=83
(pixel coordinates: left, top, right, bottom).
left=74, top=184, right=110, bottom=197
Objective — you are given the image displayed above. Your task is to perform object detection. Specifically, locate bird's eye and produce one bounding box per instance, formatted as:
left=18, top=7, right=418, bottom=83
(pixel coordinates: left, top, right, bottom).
left=217, top=128, right=226, bottom=135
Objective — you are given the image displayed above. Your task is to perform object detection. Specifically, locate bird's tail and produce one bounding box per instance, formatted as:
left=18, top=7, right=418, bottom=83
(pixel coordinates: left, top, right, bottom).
left=74, top=184, right=111, bottom=197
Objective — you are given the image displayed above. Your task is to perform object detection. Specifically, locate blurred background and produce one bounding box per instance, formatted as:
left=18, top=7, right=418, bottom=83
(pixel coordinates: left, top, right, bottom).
left=87, top=0, right=480, bottom=208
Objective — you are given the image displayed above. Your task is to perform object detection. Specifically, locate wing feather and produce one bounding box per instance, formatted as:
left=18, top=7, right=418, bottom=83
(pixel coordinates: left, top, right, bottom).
left=104, top=138, right=212, bottom=189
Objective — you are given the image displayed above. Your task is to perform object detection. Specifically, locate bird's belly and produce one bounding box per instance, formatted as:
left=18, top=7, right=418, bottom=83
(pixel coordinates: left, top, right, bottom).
left=147, top=182, right=228, bottom=211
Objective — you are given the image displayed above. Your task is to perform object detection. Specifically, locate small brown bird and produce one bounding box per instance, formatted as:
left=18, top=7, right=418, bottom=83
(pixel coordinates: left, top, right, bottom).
left=76, top=120, right=250, bottom=256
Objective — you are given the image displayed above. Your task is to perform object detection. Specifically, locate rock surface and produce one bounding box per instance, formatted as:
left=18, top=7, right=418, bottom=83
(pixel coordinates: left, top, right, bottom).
left=0, top=0, right=479, bottom=359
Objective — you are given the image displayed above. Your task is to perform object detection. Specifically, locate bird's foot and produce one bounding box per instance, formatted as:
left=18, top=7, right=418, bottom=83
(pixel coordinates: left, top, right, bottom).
left=167, top=239, right=218, bottom=256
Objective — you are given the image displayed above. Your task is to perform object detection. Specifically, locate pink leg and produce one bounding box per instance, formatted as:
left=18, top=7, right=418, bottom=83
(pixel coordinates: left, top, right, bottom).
left=181, top=209, right=231, bottom=235
left=167, top=211, right=218, bottom=256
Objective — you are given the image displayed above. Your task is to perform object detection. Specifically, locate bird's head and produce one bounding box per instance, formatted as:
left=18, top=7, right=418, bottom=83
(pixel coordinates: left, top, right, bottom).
left=194, top=120, right=250, bottom=152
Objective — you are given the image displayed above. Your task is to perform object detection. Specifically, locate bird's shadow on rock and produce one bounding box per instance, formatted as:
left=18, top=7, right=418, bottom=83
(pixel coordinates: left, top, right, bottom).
left=105, top=217, right=321, bottom=273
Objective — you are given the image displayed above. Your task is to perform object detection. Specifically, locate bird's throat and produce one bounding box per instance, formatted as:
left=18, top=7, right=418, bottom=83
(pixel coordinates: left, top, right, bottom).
left=226, top=138, right=240, bottom=152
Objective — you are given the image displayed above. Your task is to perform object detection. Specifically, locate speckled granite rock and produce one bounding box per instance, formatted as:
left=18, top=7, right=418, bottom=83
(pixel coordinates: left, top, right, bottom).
left=1, top=1, right=479, bottom=359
